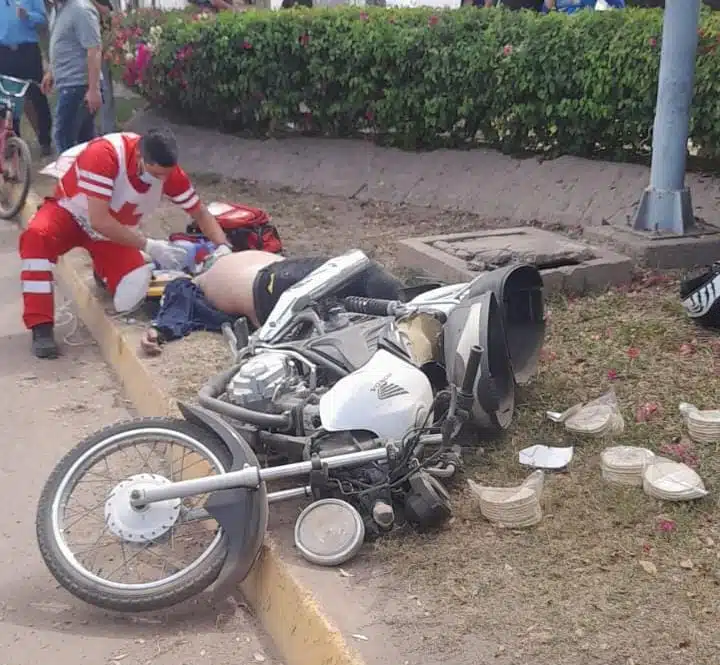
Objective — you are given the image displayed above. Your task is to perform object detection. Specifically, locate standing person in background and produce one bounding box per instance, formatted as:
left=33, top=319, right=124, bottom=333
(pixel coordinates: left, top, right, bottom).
left=90, top=0, right=117, bottom=135
left=0, top=0, right=53, bottom=156
left=42, top=0, right=103, bottom=152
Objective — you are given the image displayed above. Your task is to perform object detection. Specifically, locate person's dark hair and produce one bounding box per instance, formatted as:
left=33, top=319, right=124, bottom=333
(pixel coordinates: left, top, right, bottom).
left=139, top=127, right=179, bottom=168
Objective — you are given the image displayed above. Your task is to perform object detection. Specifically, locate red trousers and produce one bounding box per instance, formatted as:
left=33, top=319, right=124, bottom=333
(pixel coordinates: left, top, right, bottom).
left=19, top=200, right=146, bottom=329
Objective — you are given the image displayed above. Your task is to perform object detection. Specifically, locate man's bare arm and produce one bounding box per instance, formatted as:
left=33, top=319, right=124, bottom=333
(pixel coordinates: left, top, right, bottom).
left=87, top=197, right=147, bottom=249
left=87, top=45, right=102, bottom=93
left=189, top=205, right=230, bottom=247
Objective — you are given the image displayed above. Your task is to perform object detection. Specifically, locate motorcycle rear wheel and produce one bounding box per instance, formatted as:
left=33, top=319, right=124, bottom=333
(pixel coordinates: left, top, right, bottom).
left=36, top=417, right=232, bottom=612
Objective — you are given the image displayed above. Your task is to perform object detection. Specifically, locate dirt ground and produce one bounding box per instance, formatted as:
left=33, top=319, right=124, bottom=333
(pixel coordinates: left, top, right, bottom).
left=66, top=177, right=720, bottom=665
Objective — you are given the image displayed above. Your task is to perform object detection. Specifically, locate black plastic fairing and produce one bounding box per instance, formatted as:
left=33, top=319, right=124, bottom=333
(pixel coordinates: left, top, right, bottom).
left=466, top=264, right=545, bottom=385
left=177, top=401, right=268, bottom=594
left=442, top=292, right=515, bottom=435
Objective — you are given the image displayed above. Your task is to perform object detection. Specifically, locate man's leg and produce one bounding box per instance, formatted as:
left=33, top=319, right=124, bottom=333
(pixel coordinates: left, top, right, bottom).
left=24, top=43, right=53, bottom=154
left=54, top=86, right=91, bottom=153
left=19, top=201, right=83, bottom=358
left=86, top=239, right=149, bottom=312
left=99, top=61, right=117, bottom=135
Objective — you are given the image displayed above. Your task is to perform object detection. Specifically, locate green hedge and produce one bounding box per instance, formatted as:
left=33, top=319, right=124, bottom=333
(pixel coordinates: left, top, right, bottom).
left=110, top=7, right=720, bottom=160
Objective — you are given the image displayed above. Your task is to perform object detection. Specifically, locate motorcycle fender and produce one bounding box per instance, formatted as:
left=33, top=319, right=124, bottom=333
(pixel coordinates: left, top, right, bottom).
left=177, top=401, right=269, bottom=595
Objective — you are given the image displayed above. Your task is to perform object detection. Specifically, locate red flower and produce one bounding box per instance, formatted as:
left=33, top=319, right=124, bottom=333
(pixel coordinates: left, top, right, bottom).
left=503, top=44, right=513, bottom=56
left=365, top=110, right=374, bottom=122
left=649, top=37, right=657, bottom=47
left=299, top=33, right=310, bottom=47
left=359, top=11, right=369, bottom=21
left=428, top=15, right=439, bottom=26
left=243, top=40, right=252, bottom=50
left=607, top=369, right=618, bottom=381
left=627, top=347, right=640, bottom=360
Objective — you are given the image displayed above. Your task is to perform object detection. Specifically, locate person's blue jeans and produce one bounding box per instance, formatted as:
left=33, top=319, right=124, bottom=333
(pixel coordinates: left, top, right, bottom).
left=54, top=85, right=97, bottom=153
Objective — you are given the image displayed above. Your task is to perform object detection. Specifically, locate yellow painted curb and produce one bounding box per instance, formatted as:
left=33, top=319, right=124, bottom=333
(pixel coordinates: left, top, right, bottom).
left=18, top=191, right=366, bottom=665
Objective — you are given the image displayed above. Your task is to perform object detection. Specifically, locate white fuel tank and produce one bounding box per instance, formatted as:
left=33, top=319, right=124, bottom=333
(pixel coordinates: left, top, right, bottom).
left=319, top=349, right=433, bottom=441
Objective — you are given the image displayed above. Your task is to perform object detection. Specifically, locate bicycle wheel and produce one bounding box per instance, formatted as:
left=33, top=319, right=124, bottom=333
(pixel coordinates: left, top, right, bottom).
left=0, top=135, right=32, bottom=220
left=36, top=417, right=233, bottom=612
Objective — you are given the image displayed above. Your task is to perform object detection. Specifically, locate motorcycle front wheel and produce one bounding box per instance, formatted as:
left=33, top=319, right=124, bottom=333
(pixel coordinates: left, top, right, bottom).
left=36, top=417, right=233, bottom=612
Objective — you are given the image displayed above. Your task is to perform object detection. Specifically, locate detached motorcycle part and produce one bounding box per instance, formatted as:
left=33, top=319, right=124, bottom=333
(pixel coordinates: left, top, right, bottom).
left=294, top=498, right=366, bottom=566
left=444, top=291, right=515, bottom=435
left=35, top=417, right=240, bottom=613
left=404, top=471, right=453, bottom=529
left=466, top=264, right=545, bottom=385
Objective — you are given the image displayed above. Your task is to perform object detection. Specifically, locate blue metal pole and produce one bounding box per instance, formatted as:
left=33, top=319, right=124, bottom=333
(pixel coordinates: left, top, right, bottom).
left=633, top=0, right=701, bottom=235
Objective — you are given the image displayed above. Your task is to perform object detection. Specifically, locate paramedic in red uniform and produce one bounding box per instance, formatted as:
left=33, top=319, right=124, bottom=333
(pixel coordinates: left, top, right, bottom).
left=19, top=127, right=232, bottom=359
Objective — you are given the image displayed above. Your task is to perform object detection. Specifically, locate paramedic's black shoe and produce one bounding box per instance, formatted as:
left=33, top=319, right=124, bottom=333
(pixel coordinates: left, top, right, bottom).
left=31, top=323, right=58, bottom=359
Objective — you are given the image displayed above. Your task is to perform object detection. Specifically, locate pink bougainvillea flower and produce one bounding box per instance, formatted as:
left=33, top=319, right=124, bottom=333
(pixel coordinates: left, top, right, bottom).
left=428, top=15, right=439, bottom=26
left=243, top=40, right=252, bottom=50
left=649, top=37, right=657, bottom=47
left=635, top=401, right=660, bottom=423
left=503, top=44, right=513, bottom=56
left=359, top=11, right=369, bottom=21
left=607, top=369, right=618, bottom=381
left=299, top=33, right=310, bottom=47
left=642, top=542, right=652, bottom=554
left=679, top=342, right=696, bottom=357
left=659, top=440, right=699, bottom=468
left=626, top=347, right=640, bottom=360
left=135, top=42, right=152, bottom=78
left=365, top=110, right=374, bottom=122
left=656, top=518, right=677, bottom=534
left=176, top=45, right=193, bottom=61
left=539, top=347, right=557, bottom=363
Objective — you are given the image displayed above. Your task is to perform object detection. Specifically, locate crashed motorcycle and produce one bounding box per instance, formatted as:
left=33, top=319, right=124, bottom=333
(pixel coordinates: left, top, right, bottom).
left=35, top=250, right=545, bottom=613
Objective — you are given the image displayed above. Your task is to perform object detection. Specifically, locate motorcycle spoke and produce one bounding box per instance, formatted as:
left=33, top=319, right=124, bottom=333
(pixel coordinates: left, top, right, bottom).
left=51, top=428, right=227, bottom=591
left=62, top=497, right=108, bottom=531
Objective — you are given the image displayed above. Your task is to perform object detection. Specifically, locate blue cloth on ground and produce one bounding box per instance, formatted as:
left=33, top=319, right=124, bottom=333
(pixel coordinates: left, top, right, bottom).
left=152, top=278, right=235, bottom=342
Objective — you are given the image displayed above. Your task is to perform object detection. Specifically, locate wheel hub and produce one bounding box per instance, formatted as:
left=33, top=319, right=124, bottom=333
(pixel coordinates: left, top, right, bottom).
left=105, top=474, right=181, bottom=543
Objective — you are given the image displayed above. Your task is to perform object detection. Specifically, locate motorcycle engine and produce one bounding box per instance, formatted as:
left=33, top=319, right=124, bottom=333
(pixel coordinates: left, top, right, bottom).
left=228, top=351, right=302, bottom=410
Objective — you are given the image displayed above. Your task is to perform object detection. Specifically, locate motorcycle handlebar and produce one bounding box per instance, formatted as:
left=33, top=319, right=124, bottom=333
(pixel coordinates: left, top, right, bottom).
left=461, top=345, right=484, bottom=395
left=343, top=296, right=401, bottom=316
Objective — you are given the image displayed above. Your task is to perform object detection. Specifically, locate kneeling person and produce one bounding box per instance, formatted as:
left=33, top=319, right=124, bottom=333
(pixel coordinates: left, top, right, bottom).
left=19, top=127, right=231, bottom=359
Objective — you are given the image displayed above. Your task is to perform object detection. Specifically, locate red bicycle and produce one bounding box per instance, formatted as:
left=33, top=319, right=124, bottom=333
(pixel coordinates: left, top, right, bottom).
left=0, top=75, right=32, bottom=220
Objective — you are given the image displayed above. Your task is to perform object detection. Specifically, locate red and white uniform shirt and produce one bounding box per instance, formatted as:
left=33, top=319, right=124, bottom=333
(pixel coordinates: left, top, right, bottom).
left=52, top=132, right=202, bottom=240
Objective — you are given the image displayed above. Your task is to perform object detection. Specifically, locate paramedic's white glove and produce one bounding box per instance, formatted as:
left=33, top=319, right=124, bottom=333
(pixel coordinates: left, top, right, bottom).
left=201, top=243, right=233, bottom=272
left=144, top=238, right=187, bottom=271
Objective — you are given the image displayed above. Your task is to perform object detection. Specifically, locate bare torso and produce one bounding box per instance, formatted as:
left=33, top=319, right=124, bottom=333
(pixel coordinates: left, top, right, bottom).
left=194, top=250, right=285, bottom=327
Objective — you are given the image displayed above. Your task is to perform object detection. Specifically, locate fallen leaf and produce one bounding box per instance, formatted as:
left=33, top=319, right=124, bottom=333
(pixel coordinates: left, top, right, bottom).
left=351, top=634, right=369, bottom=641
left=253, top=653, right=266, bottom=662
left=679, top=342, right=696, bottom=357
left=639, top=560, right=657, bottom=575
left=680, top=559, right=694, bottom=569
left=338, top=568, right=354, bottom=578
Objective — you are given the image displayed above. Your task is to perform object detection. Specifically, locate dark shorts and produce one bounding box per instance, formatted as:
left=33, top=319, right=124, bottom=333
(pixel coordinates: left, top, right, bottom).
left=252, top=257, right=404, bottom=325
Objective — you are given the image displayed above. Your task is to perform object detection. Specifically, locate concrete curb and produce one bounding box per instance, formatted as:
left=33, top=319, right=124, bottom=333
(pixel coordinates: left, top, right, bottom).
left=18, top=191, right=366, bottom=665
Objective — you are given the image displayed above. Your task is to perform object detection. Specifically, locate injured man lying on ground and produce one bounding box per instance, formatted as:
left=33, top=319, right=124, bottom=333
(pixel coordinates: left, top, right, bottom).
left=140, top=249, right=404, bottom=356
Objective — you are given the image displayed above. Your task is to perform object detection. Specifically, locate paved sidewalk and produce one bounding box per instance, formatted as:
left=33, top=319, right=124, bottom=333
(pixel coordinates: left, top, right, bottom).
left=128, top=110, right=720, bottom=231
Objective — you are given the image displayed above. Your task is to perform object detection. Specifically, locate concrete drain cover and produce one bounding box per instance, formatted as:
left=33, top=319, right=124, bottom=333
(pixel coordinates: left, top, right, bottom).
left=397, top=227, right=633, bottom=295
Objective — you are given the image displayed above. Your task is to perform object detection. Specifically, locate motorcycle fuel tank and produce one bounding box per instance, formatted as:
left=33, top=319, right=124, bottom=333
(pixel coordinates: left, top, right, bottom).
left=318, top=349, right=434, bottom=441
